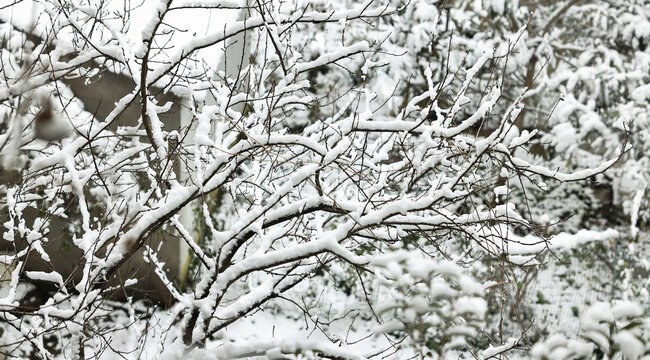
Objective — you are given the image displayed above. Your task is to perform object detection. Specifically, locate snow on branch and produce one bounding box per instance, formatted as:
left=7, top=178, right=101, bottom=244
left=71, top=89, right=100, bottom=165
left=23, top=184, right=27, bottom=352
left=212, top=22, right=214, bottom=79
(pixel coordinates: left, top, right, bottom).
left=0, top=0, right=639, bottom=358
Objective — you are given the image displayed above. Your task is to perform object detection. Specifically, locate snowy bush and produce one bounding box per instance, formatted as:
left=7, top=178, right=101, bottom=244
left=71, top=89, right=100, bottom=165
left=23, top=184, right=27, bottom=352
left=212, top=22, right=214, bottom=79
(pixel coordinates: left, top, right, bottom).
left=372, top=253, right=486, bottom=357
left=532, top=301, right=650, bottom=360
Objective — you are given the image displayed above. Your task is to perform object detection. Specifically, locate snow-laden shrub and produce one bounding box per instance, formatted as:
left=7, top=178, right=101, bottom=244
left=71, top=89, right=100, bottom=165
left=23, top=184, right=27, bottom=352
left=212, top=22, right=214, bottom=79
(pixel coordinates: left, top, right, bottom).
left=372, top=253, right=486, bottom=357
left=532, top=301, right=650, bottom=360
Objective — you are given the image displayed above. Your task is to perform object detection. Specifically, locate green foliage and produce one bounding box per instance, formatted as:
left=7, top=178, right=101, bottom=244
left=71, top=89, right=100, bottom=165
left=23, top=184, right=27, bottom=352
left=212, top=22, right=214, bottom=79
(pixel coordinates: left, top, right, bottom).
left=536, top=291, right=550, bottom=305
